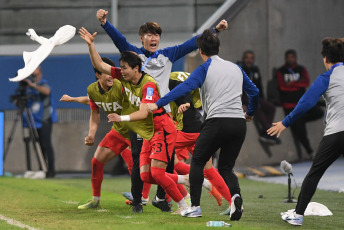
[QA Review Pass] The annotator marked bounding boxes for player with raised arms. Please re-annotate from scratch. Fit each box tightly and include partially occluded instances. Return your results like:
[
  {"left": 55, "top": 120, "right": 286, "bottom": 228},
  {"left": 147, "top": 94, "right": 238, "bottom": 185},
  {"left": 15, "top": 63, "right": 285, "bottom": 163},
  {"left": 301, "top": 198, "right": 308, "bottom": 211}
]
[
  {"left": 66, "top": 57, "right": 151, "bottom": 211},
  {"left": 96, "top": 9, "right": 228, "bottom": 212},
  {"left": 79, "top": 27, "right": 193, "bottom": 214}
]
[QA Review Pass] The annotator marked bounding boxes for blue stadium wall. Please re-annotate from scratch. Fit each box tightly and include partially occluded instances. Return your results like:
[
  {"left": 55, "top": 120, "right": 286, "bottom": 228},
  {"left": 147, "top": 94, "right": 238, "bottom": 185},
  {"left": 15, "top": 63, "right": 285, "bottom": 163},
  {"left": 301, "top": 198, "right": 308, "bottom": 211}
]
[{"left": 0, "top": 55, "right": 185, "bottom": 110}]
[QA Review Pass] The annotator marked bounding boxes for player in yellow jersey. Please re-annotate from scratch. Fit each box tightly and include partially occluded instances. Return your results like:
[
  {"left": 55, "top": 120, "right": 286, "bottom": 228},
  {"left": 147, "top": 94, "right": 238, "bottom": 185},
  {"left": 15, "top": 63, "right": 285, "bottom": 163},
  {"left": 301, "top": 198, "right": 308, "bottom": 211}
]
[
  {"left": 68, "top": 57, "right": 132, "bottom": 210},
  {"left": 79, "top": 27, "right": 191, "bottom": 214},
  {"left": 60, "top": 58, "right": 152, "bottom": 213}
]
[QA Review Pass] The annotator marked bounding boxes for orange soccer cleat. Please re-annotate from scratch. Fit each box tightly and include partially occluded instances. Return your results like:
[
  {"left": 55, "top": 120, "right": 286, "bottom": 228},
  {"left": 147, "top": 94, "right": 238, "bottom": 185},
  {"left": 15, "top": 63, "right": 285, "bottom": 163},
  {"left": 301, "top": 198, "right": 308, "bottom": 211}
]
[{"left": 209, "top": 184, "right": 223, "bottom": 206}]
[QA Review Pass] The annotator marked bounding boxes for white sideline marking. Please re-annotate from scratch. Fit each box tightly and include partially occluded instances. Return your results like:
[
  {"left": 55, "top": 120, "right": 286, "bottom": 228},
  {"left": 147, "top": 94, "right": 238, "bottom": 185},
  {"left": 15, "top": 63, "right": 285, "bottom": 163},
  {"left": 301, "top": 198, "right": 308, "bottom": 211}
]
[
  {"left": 114, "top": 215, "right": 132, "bottom": 219},
  {"left": 0, "top": 214, "right": 38, "bottom": 230},
  {"left": 60, "top": 200, "right": 78, "bottom": 205},
  {"left": 96, "top": 209, "right": 109, "bottom": 212}
]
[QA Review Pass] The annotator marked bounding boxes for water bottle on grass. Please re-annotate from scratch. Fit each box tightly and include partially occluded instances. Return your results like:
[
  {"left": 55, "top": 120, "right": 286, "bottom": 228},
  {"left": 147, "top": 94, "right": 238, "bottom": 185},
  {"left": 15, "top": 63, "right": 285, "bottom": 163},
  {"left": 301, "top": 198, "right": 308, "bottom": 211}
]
[{"left": 206, "top": 221, "right": 232, "bottom": 227}]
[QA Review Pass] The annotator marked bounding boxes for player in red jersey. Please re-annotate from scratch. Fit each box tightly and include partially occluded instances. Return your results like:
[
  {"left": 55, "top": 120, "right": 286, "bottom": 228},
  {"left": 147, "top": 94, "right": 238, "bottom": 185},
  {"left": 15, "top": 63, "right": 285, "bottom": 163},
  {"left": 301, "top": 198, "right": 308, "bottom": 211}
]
[{"left": 79, "top": 27, "right": 191, "bottom": 214}]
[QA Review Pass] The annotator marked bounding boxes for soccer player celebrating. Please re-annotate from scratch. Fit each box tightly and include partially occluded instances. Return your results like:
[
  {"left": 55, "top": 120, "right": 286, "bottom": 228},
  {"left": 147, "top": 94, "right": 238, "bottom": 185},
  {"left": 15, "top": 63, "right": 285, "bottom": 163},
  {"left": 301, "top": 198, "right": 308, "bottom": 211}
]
[
  {"left": 169, "top": 72, "right": 234, "bottom": 213},
  {"left": 60, "top": 64, "right": 152, "bottom": 212},
  {"left": 97, "top": 10, "right": 228, "bottom": 210},
  {"left": 268, "top": 38, "right": 344, "bottom": 226},
  {"left": 76, "top": 57, "right": 135, "bottom": 210},
  {"left": 147, "top": 30, "right": 259, "bottom": 220},
  {"left": 79, "top": 27, "right": 191, "bottom": 214},
  {"left": 96, "top": 9, "right": 228, "bottom": 104},
  {"left": 121, "top": 72, "right": 225, "bottom": 208}
]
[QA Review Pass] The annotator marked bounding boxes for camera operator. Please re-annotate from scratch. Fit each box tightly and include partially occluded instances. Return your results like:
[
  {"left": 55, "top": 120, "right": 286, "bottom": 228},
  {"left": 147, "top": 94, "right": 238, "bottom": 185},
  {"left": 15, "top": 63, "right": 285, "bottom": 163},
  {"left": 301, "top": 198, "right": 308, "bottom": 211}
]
[{"left": 22, "top": 66, "right": 58, "bottom": 178}]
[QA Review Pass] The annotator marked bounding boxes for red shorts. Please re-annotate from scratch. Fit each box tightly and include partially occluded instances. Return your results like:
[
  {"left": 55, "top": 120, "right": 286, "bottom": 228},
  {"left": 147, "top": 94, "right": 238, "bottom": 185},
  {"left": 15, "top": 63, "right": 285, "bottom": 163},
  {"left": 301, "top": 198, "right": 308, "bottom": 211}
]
[
  {"left": 98, "top": 128, "right": 131, "bottom": 155},
  {"left": 140, "top": 115, "right": 177, "bottom": 167},
  {"left": 175, "top": 131, "right": 200, "bottom": 161}
]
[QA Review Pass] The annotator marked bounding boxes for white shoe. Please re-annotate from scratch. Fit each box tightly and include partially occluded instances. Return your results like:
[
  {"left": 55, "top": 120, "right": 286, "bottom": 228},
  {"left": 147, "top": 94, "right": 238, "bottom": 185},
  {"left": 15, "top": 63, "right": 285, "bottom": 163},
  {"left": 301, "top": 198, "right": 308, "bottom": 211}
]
[
  {"left": 220, "top": 207, "right": 231, "bottom": 215},
  {"left": 142, "top": 196, "right": 149, "bottom": 205},
  {"left": 24, "top": 171, "right": 35, "bottom": 178},
  {"left": 172, "top": 206, "right": 189, "bottom": 215},
  {"left": 31, "top": 171, "right": 46, "bottom": 179},
  {"left": 181, "top": 206, "right": 202, "bottom": 217},
  {"left": 281, "top": 211, "right": 303, "bottom": 226}
]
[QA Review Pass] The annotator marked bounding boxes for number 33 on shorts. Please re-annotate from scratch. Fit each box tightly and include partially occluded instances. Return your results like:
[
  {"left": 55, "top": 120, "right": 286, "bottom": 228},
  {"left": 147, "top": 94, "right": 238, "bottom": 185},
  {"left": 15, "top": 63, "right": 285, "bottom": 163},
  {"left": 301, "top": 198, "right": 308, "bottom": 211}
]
[{"left": 152, "top": 143, "right": 163, "bottom": 153}]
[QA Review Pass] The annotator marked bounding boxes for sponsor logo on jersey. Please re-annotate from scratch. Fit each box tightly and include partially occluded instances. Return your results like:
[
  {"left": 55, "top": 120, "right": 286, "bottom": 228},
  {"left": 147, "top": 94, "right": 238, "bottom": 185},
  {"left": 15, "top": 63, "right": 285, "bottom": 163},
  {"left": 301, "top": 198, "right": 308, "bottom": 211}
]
[
  {"left": 95, "top": 101, "right": 122, "bottom": 112},
  {"left": 124, "top": 87, "right": 141, "bottom": 107},
  {"left": 176, "top": 72, "right": 190, "bottom": 82},
  {"left": 284, "top": 73, "right": 300, "bottom": 82},
  {"left": 146, "top": 87, "right": 154, "bottom": 100}
]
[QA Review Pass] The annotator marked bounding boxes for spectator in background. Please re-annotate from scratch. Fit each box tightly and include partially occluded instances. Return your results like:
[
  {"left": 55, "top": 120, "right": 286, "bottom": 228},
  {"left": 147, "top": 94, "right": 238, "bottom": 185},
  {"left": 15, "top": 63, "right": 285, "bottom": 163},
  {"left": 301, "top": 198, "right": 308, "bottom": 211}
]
[
  {"left": 238, "top": 50, "right": 279, "bottom": 144},
  {"left": 276, "top": 50, "right": 323, "bottom": 159},
  {"left": 23, "top": 66, "right": 58, "bottom": 178}
]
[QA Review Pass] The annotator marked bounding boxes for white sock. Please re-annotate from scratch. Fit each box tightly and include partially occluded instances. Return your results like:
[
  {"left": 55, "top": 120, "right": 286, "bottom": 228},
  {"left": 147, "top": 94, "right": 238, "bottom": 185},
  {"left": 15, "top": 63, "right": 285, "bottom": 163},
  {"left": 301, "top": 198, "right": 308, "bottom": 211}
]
[
  {"left": 155, "top": 196, "right": 165, "bottom": 202},
  {"left": 93, "top": 196, "right": 100, "bottom": 201},
  {"left": 202, "top": 178, "right": 212, "bottom": 191},
  {"left": 177, "top": 198, "right": 188, "bottom": 208},
  {"left": 184, "top": 193, "right": 190, "bottom": 199}
]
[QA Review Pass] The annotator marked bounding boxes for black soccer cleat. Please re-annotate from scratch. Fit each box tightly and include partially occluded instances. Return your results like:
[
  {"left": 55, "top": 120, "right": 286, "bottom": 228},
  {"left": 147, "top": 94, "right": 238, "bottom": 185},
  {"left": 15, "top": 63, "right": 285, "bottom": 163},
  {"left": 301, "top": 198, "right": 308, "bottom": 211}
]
[
  {"left": 132, "top": 202, "right": 143, "bottom": 214},
  {"left": 152, "top": 197, "right": 173, "bottom": 212},
  {"left": 230, "top": 195, "right": 243, "bottom": 221}
]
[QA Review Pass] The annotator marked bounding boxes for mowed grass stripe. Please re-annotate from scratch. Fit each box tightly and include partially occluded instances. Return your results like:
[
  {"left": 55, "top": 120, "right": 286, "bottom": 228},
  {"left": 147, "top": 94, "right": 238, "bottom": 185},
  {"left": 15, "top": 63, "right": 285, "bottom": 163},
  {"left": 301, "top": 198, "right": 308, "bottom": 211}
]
[{"left": 0, "top": 176, "right": 343, "bottom": 230}]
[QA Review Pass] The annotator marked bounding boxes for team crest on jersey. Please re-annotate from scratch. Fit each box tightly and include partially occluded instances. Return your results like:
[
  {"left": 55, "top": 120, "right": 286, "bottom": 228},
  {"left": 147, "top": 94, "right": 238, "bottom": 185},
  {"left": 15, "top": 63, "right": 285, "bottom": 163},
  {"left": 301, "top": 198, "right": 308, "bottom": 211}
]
[{"left": 146, "top": 87, "right": 154, "bottom": 100}]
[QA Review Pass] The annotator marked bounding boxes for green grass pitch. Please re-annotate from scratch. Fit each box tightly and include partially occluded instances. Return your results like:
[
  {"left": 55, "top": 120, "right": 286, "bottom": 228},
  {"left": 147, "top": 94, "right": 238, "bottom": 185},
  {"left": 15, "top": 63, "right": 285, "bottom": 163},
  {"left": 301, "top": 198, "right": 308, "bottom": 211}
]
[{"left": 0, "top": 176, "right": 343, "bottom": 229}]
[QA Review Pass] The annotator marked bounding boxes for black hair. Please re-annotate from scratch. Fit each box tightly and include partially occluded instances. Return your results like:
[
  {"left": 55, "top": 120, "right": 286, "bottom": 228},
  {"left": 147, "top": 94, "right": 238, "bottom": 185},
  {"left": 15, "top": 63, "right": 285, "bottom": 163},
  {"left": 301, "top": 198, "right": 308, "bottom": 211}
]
[
  {"left": 139, "top": 22, "right": 162, "bottom": 36},
  {"left": 196, "top": 29, "right": 220, "bottom": 56},
  {"left": 119, "top": 51, "right": 142, "bottom": 72},
  {"left": 285, "top": 49, "right": 297, "bottom": 58},
  {"left": 321, "top": 38, "right": 344, "bottom": 63},
  {"left": 242, "top": 50, "right": 255, "bottom": 61}
]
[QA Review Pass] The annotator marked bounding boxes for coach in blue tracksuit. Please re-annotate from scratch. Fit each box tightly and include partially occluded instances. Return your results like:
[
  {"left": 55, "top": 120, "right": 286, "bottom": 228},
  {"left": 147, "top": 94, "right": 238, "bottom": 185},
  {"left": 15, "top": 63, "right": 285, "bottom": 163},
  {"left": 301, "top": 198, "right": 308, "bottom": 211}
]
[
  {"left": 268, "top": 38, "right": 344, "bottom": 226},
  {"left": 147, "top": 29, "right": 259, "bottom": 220},
  {"left": 96, "top": 9, "right": 228, "bottom": 213}
]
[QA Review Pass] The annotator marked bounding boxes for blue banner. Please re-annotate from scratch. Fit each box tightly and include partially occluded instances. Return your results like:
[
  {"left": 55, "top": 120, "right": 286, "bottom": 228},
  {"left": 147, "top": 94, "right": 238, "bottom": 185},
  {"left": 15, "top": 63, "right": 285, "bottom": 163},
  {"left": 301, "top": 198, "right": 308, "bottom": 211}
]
[{"left": 0, "top": 55, "right": 185, "bottom": 110}]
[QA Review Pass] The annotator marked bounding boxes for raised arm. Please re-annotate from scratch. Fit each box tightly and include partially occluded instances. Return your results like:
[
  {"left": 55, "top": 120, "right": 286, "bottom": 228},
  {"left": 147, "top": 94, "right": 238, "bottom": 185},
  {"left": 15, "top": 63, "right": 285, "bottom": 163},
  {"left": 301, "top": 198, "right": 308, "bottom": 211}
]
[
  {"left": 163, "top": 19, "right": 229, "bottom": 63},
  {"left": 79, "top": 27, "right": 112, "bottom": 76},
  {"left": 97, "top": 9, "right": 140, "bottom": 53}
]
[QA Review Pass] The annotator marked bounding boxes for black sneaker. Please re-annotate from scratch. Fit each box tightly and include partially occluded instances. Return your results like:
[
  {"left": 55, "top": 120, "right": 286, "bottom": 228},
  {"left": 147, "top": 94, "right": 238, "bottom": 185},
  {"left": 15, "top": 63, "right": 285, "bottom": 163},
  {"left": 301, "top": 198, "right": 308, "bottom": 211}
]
[
  {"left": 230, "top": 194, "right": 243, "bottom": 221},
  {"left": 132, "top": 202, "right": 143, "bottom": 213},
  {"left": 152, "top": 197, "right": 172, "bottom": 212}
]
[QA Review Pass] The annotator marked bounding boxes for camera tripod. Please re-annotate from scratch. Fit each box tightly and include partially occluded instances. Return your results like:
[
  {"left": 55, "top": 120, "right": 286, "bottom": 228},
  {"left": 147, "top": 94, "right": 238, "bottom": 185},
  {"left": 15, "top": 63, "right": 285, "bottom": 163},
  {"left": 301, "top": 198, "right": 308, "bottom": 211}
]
[{"left": 4, "top": 98, "right": 47, "bottom": 173}]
